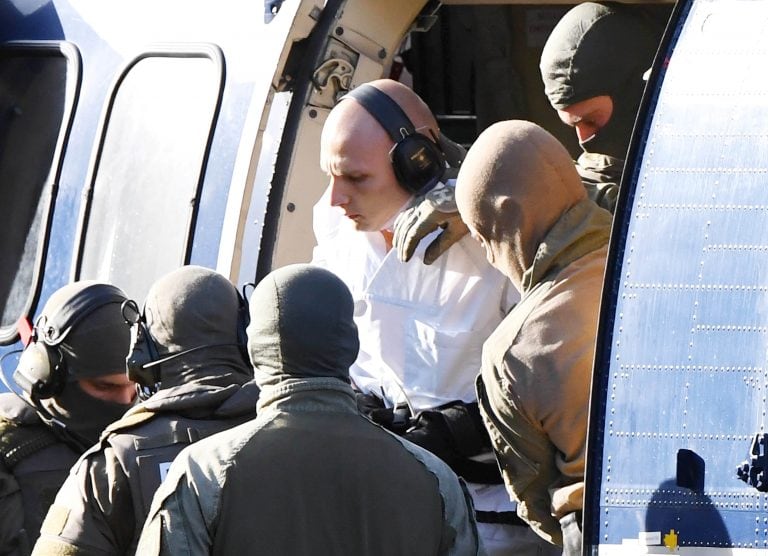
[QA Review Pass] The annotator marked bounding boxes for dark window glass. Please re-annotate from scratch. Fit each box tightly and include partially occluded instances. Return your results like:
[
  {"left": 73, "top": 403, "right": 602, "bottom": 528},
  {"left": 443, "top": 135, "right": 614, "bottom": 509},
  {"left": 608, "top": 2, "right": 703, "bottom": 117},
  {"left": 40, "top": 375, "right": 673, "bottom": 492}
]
[
  {"left": 77, "top": 50, "right": 222, "bottom": 300},
  {"left": 0, "top": 44, "right": 75, "bottom": 341}
]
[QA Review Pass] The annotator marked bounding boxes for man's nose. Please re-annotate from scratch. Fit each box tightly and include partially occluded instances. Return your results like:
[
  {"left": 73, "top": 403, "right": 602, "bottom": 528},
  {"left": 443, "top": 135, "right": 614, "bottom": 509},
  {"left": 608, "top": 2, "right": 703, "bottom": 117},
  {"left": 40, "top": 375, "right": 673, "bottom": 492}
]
[
  {"left": 329, "top": 178, "right": 349, "bottom": 207},
  {"left": 119, "top": 385, "right": 138, "bottom": 405}
]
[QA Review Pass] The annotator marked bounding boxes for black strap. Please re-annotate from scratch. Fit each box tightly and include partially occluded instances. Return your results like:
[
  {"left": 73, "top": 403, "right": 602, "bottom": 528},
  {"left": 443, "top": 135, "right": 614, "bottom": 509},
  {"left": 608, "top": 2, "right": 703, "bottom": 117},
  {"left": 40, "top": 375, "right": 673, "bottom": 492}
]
[
  {"left": 476, "top": 510, "right": 530, "bottom": 527},
  {"left": 343, "top": 84, "right": 416, "bottom": 142},
  {"left": 0, "top": 418, "right": 59, "bottom": 469}
]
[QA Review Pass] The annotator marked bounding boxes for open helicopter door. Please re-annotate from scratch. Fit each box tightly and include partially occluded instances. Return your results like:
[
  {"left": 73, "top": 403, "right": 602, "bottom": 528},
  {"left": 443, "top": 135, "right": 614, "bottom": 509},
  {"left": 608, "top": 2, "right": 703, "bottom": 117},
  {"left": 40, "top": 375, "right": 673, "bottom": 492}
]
[
  {"left": 237, "top": 0, "right": 433, "bottom": 283},
  {"left": 585, "top": 0, "right": 768, "bottom": 553}
]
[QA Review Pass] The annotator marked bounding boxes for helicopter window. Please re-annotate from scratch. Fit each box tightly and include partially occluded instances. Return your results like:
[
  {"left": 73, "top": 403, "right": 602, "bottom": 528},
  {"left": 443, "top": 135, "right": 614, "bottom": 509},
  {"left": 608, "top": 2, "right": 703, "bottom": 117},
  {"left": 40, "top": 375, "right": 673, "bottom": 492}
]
[
  {"left": 0, "top": 42, "right": 78, "bottom": 344},
  {"left": 75, "top": 46, "right": 224, "bottom": 300}
]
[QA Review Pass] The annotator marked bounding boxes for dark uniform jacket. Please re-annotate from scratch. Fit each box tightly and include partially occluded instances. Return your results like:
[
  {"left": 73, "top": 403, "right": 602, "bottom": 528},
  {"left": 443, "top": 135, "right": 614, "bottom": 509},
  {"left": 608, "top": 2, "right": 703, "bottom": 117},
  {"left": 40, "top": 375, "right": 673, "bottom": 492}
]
[
  {"left": 0, "top": 395, "right": 80, "bottom": 555},
  {"left": 32, "top": 378, "right": 258, "bottom": 556}
]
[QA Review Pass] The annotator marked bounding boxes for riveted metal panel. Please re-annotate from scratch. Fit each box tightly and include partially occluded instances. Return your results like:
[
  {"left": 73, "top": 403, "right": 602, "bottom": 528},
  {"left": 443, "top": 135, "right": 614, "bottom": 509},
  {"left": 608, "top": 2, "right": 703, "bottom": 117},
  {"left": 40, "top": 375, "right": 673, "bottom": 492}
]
[{"left": 587, "top": 0, "right": 768, "bottom": 552}]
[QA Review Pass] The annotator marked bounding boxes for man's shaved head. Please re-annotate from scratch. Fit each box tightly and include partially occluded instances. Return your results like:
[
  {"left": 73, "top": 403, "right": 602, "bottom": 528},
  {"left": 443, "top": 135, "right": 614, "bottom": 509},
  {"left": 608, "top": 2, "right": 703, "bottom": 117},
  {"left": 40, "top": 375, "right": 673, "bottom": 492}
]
[{"left": 320, "top": 79, "right": 440, "bottom": 232}]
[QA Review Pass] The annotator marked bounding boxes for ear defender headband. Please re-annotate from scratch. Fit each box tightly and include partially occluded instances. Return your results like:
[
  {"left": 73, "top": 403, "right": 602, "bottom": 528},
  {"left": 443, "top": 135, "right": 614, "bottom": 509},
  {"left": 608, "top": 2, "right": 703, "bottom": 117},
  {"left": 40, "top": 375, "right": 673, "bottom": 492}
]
[
  {"left": 122, "top": 284, "right": 252, "bottom": 401},
  {"left": 13, "top": 284, "right": 127, "bottom": 402},
  {"left": 342, "top": 84, "right": 446, "bottom": 194}
]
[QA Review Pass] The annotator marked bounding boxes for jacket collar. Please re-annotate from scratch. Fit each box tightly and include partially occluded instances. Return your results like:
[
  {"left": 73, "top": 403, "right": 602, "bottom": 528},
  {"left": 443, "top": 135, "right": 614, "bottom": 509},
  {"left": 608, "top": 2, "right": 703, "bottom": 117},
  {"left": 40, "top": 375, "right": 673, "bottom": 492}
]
[
  {"left": 257, "top": 377, "right": 357, "bottom": 415},
  {"left": 521, "top": 199, "right": 611, "bottom": 293}
]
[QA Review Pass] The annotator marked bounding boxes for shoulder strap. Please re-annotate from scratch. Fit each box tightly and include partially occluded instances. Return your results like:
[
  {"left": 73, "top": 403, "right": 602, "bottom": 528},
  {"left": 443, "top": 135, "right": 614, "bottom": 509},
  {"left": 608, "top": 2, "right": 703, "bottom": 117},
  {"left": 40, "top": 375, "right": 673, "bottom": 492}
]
[{"left": 0, "top": 417, "right": 59, "bottom": 470}]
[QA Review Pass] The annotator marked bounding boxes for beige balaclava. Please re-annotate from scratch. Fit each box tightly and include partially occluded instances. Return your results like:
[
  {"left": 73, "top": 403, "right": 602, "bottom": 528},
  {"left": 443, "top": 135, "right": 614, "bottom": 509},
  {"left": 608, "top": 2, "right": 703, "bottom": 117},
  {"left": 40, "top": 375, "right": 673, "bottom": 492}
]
[{"left": 455, "top": 120, "right": 585, "bottom": 289}]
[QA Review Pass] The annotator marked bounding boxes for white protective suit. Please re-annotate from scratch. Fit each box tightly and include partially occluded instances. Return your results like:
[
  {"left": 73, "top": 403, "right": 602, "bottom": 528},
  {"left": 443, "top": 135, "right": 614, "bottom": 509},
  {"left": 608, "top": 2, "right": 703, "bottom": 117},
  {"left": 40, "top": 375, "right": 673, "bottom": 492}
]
[{"left": 313, "top": 185, "right": 551, "bottom": 554}]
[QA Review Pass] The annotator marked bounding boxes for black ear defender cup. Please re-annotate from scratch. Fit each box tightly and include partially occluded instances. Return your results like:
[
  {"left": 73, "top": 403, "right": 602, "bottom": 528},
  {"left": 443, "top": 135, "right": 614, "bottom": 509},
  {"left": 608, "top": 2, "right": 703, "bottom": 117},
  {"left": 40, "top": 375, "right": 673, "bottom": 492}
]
[
  {"left": 14, "top": 284, "right": 128, "bottom": 402},
  {"left": 121, "top": 299, "right": 161, "bottom": 399},
  {"left": 342, "top": 84, "right": 446, "bottom": 194}
]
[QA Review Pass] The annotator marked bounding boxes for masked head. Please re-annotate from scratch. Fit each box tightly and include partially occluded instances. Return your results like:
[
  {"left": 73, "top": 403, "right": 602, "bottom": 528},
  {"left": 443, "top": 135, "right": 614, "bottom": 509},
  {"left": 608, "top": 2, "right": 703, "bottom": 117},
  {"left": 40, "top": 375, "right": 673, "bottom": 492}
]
[
  {"left": 455, "top": 120, "right": 586, "bottom": 289},
  {"left": 14, "top": 281, "right": 136, "bottom": 446},
  {"left": 540, "top": 2, "right": 661, "bottom": 159},
  {"left": 321, "top": 79, "right": 441, "bottom": 232},
  {"left": 246, "top": 264, "right": 359, "bottom": 390},
  {"left": 135, "top": 266, "right": 252, "bottom": 393}
]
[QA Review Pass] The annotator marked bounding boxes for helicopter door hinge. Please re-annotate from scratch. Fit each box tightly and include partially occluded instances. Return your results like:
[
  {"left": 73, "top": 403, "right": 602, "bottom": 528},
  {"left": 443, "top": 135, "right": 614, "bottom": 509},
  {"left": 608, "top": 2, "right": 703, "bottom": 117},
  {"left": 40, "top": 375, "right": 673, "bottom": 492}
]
[{"left": 311, "top": 56, "right": 354, "bottom": 107}]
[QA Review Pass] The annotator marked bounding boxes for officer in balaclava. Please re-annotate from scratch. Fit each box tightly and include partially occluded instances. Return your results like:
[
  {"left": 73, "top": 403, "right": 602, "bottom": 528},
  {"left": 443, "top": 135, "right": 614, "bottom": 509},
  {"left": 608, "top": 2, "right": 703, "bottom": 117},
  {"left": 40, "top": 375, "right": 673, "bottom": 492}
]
[
  {"left": 540, "top": 1, "right": 664, "bottom": 212},
  {"left": 137, "top": 264, "right": 482, "bottom": 555},
  {"left": 0, "top": 281, "right": 135, "bottom": 555},
  {"left": 455, "top": 120, "right": 612, "bottom": 554},
  {"left": 32, "top": 265, "right": 258, "bottom": 556},
  {"left": 393, "top": 3, "right": 663, "bottom": 264}
]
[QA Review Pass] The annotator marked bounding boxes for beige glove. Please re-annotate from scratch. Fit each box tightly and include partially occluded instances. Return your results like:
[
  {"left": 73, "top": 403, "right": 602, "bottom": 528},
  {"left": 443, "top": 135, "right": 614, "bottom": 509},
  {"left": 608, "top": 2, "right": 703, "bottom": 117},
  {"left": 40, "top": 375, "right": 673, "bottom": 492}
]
[{"left": 393, "top": 180, "right": 470, "bottom": 264}]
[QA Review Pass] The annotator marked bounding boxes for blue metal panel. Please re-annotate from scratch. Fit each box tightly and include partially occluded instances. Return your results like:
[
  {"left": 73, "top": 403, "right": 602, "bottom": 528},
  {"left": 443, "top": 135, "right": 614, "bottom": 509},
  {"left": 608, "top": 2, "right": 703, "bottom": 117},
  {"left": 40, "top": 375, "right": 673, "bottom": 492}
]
[{"left": 586, "top": 0, "right": 768, "bottom": 551}]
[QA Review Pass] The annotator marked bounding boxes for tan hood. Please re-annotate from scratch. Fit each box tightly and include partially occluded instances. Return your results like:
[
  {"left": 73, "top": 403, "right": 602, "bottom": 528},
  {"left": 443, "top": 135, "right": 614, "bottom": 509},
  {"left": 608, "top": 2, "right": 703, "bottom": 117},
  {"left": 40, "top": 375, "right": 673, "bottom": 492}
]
[{"left": 455, "top": 120, "right": 585, "bottom": 289}]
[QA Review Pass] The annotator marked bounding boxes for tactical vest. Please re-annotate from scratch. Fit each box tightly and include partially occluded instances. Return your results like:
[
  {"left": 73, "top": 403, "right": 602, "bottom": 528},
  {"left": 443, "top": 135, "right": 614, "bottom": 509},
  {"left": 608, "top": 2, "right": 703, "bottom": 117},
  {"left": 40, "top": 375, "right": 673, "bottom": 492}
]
[
  {"left": 93, "top": 409, "right": 254, "bottom": 553},
  {"left": 0, "top": 415, "right": 79, "bottom": 555}
]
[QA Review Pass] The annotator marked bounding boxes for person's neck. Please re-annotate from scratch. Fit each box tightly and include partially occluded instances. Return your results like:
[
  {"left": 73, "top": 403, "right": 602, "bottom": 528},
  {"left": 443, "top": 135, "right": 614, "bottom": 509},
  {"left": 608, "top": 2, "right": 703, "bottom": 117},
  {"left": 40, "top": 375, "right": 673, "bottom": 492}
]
[{"left": 380, "top": 229, "right": 394, "bottom": 252}]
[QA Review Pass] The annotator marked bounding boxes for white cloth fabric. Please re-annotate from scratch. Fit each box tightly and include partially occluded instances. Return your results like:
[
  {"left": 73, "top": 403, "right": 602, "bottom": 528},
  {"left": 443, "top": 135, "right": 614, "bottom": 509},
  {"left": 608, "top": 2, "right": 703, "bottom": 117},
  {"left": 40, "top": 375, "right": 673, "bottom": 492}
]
[
  {"left": 312, "top": 185, "right": 519, "bottom": 519},
  {"left": 313, "top": 186, "right": 516, "bottom": 412}
]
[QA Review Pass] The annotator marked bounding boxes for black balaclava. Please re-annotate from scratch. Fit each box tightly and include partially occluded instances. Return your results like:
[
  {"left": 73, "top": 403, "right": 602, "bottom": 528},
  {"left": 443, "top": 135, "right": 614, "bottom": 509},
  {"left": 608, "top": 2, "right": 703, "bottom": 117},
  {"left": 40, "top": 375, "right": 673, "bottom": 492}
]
[
  {"left": 143, "top": 265, "right": 252, "bottom": 391},
  {"left": 246, "top": 264, "right": 359, "bottom": 390},
  {"left": 36, "top": 281, "right": 134, "bottom": 446},
  {"left": 540, "top": 2, "right": 662, "bottom": 159}
]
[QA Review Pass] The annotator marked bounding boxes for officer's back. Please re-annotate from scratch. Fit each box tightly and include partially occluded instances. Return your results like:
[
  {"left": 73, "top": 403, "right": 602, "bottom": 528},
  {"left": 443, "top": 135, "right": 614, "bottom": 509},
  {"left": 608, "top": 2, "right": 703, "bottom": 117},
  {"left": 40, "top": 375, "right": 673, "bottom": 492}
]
[{"left": 138, "top": 265, "right": 481, "bottom": 556}]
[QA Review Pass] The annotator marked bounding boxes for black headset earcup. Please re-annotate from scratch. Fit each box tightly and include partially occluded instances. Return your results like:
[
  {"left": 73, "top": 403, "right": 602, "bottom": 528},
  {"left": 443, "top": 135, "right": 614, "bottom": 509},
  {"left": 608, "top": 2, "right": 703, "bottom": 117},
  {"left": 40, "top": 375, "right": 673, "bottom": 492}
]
[
  {"left": 125, "top": 320, "right": 160, "bottom": 390},
  {"left": 14, "top": 341, "right": 67, "bottom": 400},
  {"left": 390, "top": 135, "right": 446, "bottom": 194}
]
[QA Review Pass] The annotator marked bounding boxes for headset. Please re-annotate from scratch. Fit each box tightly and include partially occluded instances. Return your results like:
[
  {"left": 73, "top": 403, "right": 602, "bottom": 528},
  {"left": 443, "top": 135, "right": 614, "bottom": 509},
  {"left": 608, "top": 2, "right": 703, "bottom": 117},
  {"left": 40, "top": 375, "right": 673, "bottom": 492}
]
[
  {"left": 342, "top": 83, "right": 446, "bottom": 195},
  {"left": 13, "top": 283, "right": 128, "bottom": 402},
  {"left": 122, "top": 285, "right": 251, "bottom": 400}
]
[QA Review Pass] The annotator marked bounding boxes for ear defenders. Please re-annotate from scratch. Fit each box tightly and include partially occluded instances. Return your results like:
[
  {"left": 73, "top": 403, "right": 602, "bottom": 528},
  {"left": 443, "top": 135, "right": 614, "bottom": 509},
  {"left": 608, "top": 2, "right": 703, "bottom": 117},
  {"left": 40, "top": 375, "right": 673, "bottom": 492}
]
[
  {"left": 13, "top": 283, "right": 128, "bottom": 402},
  {"left": 342, "top": 84, "right": 446, "bottom": 194},
  {"left": 122, "top": 285, "right": 252, "bottom": 400}
]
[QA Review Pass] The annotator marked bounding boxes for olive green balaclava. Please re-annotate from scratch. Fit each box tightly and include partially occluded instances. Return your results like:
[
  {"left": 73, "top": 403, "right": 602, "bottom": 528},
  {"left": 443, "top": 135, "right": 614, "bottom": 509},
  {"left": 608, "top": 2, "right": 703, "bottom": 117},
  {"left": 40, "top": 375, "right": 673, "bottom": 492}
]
[
  {"left": 246, "top": 264, "right": 359, "bottom": 390},
  {"left": 540, "top": 2, "right": 662, "bottom": 159},
  {"left": 143, "top": 265, "right": 252, "bottom": 390},
  {"left": 37, "top": 281, "right": 133, "bottom": 445},
  {"left": 454, "top": 120, "right": 585, "bottom": 290}
]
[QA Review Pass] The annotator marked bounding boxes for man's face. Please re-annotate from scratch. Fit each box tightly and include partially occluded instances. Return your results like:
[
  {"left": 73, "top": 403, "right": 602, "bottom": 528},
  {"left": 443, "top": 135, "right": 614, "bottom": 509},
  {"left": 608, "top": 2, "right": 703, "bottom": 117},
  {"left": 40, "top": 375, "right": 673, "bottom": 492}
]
[
  {"left": 321, "top": 104, "right": 412, "bottom": 232},
  {"left": 77, "top": 372, "right": 136, "bottom": 405},
  {"left": 557, "top": 95, "right": 613, "bottom": 144}
]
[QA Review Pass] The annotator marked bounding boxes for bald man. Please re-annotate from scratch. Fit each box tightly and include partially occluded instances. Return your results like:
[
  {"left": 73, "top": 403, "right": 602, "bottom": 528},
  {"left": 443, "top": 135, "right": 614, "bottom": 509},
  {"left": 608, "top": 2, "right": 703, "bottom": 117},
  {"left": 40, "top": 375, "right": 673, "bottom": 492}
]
[
  {"left": 313, "top": 80, "right": 558, "bottom": 556},
  {"left": 455, "top": 120, "right": 612, "bottom": 554}
]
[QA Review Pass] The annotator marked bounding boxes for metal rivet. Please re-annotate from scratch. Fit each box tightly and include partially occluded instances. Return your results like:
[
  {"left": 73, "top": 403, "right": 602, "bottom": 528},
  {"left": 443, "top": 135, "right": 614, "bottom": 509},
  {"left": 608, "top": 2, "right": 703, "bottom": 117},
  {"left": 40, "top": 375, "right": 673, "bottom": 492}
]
[{"left": 286, "top": 202, "right": 296, "bottom": 212}]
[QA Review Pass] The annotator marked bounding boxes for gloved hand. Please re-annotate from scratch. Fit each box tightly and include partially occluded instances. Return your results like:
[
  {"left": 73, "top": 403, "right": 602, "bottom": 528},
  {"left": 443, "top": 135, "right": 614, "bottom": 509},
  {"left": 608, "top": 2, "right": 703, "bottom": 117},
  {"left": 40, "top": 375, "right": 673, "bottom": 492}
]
[
  {"left": 355, "top": 391, "right": 394, "bottom": 426},
  {"left": 403, "top": 409, "right": 459, "bottom": 467},
  {"left": 393, "top": 180, "right": 470, "bottom": 265},
  {"left": 355, "top": 391, "right": 410, "bottom": 434}
]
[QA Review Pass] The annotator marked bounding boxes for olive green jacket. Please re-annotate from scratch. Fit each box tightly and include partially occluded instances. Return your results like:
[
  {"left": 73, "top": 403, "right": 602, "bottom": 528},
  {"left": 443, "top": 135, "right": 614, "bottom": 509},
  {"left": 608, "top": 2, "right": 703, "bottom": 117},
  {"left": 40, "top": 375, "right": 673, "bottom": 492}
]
[{"left": 137, "top": 377, "right": 484, "bottom": 556}]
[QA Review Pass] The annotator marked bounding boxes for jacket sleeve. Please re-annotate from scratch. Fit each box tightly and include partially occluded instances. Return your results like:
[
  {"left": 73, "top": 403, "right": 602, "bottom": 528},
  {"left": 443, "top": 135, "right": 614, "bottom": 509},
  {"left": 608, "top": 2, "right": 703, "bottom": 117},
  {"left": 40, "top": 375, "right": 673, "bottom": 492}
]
[
  {"left": 31, "top": 445, "right": 135, "bottom": 556},
  {"left": 393, "top": 436, "right": 485, "bottom": 556},
  {"left": 136, "top": 448, "right": 218, "bottom": 556}
]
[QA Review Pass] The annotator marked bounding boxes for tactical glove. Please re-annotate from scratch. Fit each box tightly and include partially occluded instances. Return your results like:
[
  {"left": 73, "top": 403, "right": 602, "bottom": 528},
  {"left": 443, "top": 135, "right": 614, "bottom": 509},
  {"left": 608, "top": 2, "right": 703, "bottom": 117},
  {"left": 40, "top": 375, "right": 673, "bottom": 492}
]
[{"left": 393, "top": 181, "right": 470, "bottom": 265}]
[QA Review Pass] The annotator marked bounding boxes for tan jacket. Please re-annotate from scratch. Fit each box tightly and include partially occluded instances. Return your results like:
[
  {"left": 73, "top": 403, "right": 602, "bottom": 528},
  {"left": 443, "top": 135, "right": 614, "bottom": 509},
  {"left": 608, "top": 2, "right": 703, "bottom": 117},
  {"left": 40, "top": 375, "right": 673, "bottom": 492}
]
[{"left": 477, "top": 199, "right": 611, "bottom": 545}]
